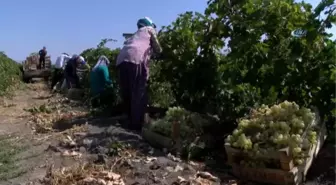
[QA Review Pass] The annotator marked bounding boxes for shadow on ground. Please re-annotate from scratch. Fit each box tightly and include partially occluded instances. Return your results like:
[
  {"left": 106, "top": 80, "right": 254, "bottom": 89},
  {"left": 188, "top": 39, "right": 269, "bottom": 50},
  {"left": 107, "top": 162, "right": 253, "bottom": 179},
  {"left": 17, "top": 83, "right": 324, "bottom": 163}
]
[
  {"left": 53, "top": 114, "right": 212, "bottom": 184},
  {"left": 32, "top": 95, "right": 53, "bottom": 100},
  {"left": 49, "top": 103, "right": 238, "bottom": 184}
]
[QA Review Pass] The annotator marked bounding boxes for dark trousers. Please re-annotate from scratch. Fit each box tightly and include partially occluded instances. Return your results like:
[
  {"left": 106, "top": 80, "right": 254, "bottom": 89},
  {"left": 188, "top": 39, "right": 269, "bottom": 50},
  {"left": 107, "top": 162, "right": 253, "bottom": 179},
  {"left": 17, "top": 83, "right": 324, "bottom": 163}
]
[
  {"left": 118, "top": 62, "right": 148, "bottom": 130},
  {"left": 39, "top": 57, "right": 45, "bottom": 69},
  {"left": 51, "top": 68, "right": 64, "bottom": 90},
  {"left": 64, "top": 71, "right": 80, "bottom": 89}
]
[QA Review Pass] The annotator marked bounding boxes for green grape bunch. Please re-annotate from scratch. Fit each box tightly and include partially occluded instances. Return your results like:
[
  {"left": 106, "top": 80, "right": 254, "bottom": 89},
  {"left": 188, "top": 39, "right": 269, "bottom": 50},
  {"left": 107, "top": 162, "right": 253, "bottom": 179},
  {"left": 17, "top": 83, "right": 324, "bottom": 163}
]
[
  {"left": 150, "top": 106, "right": 210, "bottom": 140},
  {"left": 225, "top": 101, "right": 318, "bottom": 167}
]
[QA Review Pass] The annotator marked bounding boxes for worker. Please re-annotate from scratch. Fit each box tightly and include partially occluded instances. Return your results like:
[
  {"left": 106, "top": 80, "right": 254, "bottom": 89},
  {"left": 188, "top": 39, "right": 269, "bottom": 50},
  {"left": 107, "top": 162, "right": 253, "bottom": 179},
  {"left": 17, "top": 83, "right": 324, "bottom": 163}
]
[
  {"left": 64, "top": 55, "right": 86, "bottom": 89},
  {"left": 38, "top": 46, "right": 47, "bottom": 69},
  {"left": 90, "top": 55, "right": 113, "bottom": 107},
  {"left": 116, "top": 17, "right": 162, "bottom": 130},
  {"left": 51, "top": 53, "right": 71, "bottom": 91}
]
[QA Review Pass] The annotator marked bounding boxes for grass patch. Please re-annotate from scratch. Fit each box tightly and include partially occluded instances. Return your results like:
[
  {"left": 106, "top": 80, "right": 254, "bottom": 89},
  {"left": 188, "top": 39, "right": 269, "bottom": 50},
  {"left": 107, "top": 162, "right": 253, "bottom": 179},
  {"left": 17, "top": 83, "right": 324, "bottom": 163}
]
[{"left": 0, "top": 135, "right": 27, "bottom": 180}]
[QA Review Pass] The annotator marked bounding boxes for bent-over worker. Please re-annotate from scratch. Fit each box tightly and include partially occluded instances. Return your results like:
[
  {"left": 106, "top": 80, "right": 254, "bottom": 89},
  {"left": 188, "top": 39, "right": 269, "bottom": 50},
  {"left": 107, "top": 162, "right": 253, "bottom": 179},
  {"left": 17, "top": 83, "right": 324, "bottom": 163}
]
[
  {"left": 116, "top": 17, "right": 162, "bottom": 130},
  {"left": 51, "top": 53, "right": 71, "bottom": 90},
  {"left": 64, "top": 55, "right": 86, "bottom": 89},
  {"left": 90, "top": 55, "right": 113, "bottom": 107}
]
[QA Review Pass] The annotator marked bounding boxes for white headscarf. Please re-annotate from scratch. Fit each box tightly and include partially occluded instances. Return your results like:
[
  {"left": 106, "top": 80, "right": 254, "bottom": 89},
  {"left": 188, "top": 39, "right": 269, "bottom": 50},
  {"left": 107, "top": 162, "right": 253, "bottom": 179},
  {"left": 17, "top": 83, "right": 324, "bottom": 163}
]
[
  {"left": 79, "top": 56, "right": 85, "bottom": 63},
  {"left": 93, "top": 55, "right": 110, "bottom": 70}
]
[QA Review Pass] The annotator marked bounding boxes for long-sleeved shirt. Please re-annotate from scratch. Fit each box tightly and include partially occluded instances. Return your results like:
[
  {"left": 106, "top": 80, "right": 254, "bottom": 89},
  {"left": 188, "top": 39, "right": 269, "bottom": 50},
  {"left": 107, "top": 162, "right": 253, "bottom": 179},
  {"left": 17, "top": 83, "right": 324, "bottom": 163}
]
[
  {"left": 55, "top": 54, "right": 71, "bottom": 69},
  {"left": 90, "top": 65, "right": 112, "bottom": 96},
  {"left": 116, "top": 26, "right": 162, "bottom": 79},
  {"left": 39, "top": 49, "right": 47, "bottom": 59},
  {"left": 64, "top": 58, "right": 80, "bottom": 87}
]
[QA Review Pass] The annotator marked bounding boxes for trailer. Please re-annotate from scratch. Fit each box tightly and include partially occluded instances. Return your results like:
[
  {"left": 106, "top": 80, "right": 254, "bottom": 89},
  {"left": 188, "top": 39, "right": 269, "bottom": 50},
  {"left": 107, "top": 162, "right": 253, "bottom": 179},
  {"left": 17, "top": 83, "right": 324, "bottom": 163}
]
[{"left": 22, "top": 54, "right": 52, "bottom": 83}]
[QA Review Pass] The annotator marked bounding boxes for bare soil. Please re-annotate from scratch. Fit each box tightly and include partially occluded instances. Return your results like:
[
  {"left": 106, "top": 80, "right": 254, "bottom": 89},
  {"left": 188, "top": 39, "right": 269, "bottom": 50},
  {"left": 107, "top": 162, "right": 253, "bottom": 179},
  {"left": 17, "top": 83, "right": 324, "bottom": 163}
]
[
  {"left": 0, "top": 82, "right": 226, "bottom": 185},
  {"left": 0, "top": 82, "right": 334, "bottom": 185}
]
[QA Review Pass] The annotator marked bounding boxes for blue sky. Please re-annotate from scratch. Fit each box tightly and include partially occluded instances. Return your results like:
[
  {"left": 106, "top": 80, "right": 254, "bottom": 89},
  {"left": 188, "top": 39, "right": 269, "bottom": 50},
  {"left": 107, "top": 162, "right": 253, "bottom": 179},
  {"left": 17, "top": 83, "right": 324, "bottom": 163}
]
[{"left": 0, "top": 0, "right": 334, "bottom": 62}]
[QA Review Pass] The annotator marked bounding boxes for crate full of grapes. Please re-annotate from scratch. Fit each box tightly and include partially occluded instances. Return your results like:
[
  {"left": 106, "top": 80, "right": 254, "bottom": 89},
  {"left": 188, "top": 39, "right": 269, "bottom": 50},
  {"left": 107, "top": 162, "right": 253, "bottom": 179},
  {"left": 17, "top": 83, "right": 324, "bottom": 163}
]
[{"left": 224, "top": 101, "right": 327, "bottom": 185}]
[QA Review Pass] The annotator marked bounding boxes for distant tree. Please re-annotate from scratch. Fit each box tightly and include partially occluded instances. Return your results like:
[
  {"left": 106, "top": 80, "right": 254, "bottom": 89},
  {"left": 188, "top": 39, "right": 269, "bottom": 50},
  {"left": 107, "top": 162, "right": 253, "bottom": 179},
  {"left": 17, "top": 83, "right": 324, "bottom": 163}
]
[{"left": 0, "top": 51, "right": 7, "bottom": 58}]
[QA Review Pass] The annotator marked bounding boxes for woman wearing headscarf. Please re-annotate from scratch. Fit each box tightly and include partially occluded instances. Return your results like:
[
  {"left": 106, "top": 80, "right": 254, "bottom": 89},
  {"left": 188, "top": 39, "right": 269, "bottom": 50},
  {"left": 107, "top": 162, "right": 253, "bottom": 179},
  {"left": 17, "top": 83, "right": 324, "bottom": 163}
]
[
  {"left": 64, "top": 54, "right": 86, "bottom": 89},
  {"left": 90, "top": 55, "right": 113, "bottom": 107},
  {"left": 116, "top": 17, "right": 162, "bottom": 130}
]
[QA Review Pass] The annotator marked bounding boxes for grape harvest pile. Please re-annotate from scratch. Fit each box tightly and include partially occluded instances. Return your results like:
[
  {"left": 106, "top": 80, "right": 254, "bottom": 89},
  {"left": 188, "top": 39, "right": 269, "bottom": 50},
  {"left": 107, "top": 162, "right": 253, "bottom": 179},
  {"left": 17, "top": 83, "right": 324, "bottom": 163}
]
[{"left": 226, "top": 101, "right": 319, "bottom": 167}]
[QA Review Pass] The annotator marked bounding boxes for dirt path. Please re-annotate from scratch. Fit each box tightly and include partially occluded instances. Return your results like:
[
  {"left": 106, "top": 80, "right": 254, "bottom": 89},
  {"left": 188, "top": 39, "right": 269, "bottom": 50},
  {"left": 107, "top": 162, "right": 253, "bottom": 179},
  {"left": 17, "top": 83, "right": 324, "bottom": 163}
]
[
  {"left": 0, "top": 82, "right": 334, "bottom": 185},
  {"left": 0, "top": 82, "right": 94, "bottom": 184},
  {"left": 0, "top": 83, "right": 53, "bottom": 184},
  {"left": 0, "top": 82, "right": 229, "bottom": 185}
]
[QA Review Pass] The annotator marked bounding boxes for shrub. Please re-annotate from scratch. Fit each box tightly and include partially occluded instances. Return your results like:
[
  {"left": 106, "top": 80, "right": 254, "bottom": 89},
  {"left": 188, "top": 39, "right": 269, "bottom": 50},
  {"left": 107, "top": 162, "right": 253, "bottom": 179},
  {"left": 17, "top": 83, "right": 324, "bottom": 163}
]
[{"left": 0, "top": 52, "right": 22, "bottom": 96}]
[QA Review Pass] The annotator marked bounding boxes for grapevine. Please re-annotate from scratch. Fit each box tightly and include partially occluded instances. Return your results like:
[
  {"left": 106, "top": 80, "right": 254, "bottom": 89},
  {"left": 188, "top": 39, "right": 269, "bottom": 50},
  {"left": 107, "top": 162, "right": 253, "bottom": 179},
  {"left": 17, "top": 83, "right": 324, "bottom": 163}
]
[
  {"left": 225, "top": 101, "right": 319, "bottom": 168},
  {"left": 149, "top": 106, "right": 210, "bottom": 140}
]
